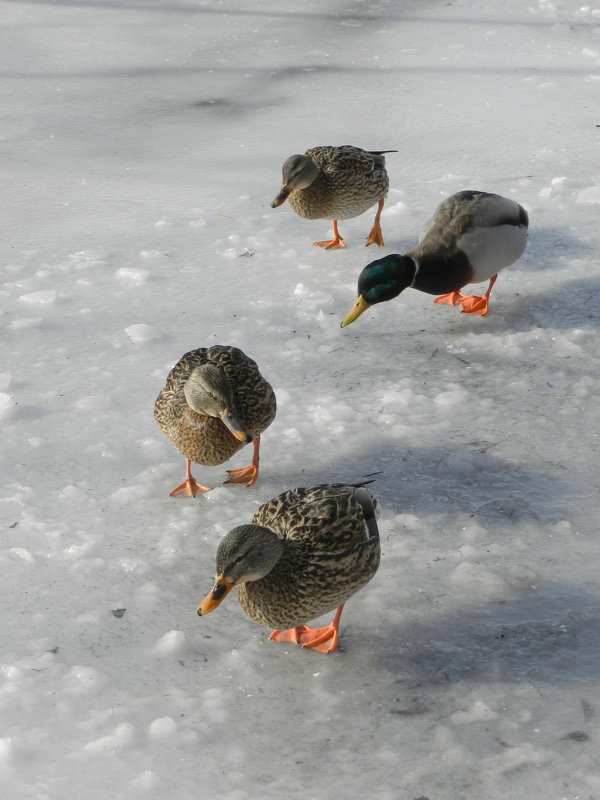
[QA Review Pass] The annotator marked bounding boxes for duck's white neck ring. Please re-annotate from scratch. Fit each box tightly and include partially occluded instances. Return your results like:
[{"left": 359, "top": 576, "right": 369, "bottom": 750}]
[{"left": 409, "top": 258, "right": 420, "bottom": 288}]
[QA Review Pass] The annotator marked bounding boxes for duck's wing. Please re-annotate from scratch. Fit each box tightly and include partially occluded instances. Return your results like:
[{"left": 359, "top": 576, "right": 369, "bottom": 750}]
[
  {"left": 253, "top": 483, "right": 378, "bottom": 552},
  {"left": 154, "top": 347, "right": 209, "bottom": 426},
  {"left": 306, "top": 146, "right": 386, "bottom": 178},
  {"left": 160, "top": 347, "right": 209, "bottom": 394},
  {"left": 417, "top": 190, "right": 528, "bottom": 254}
]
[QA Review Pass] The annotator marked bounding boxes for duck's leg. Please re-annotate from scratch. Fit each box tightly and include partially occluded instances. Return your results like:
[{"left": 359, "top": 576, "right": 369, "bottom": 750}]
[
  {"left": 170, "top": 458, "right": 211, "bottom": 497},
  {"left": 224, "top": 436, "right": 261, "bottom": 487},
  {"left": 269, "top": 605, "right": 345, "bottom": 653},
  {"left": 364, "top": 198, "right": 385, "bottom": 247},
  {"left": 458, "top": 274, "right": 498, "bottom": 316},
  {"left": 313, "top": 220, "right": 346, "bottom": 250}
]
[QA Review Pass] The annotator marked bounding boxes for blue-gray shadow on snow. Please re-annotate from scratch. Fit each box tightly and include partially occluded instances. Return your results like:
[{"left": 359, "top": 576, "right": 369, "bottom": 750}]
[{"left": 375, "top": 586, "right": 600, "bottom": 687}]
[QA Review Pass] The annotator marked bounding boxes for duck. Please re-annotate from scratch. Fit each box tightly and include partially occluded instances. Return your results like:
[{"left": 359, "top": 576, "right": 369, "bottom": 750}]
[
  {"left": 197, "top": 483, "right": 380, "bottom": 653},
  {"left": 154, "top": 345, "right": 276, "bottom": 497},
  {"left": 340, "top": 189, "right": 529, "bottom": 326},
  {"left": 271, "top": 145, "right": 396, "bottom": 249}
]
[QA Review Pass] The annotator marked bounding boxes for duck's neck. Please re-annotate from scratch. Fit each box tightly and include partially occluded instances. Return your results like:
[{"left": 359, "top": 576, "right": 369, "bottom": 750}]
[{"left": 410, "top": 251, "right": 471, "bottom": 296}]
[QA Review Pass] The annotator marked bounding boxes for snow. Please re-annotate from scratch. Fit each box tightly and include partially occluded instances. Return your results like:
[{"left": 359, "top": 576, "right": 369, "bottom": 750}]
[{"left": 1, "top": 0, "right": 600, "bottom": 798}]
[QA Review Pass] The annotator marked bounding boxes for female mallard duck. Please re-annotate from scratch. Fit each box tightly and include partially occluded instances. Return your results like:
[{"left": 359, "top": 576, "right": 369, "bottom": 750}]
[
  {"left": 197, "top": 484, "right": 380, "bottom": 653},
  {"left": 271, "top": 145, "right": 396, "bottom": 249},
  {"left": 154, "top": 345, "right": 276, "bottom": 497},
  {"left": 341, "top": 190, "right": 529, "bottom": 325}
]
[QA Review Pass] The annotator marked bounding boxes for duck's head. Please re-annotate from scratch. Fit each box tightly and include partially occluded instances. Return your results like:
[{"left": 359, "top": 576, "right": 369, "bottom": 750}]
[
  {"left": 196, "top": 525, "right": 284, "bottom": 615},
  {"left": 184, "top": 364, "right": 252, "bottom": 443},
  {"left": 340, "top": 254, "right": 416, "bottom": 327},
  {"left": 271, "top": 154, "right": 320, "bottom": 207}
]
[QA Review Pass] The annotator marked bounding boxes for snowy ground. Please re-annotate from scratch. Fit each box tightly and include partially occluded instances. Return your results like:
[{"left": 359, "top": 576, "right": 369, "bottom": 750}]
[{"left": 2, "top": 0, "right": 600, "bottom": 798}]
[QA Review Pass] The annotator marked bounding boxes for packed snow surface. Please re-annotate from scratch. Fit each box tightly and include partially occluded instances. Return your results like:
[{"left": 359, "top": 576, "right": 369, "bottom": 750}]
[{"left": 2, "top": 0, "right": 600, "bottom": 798}]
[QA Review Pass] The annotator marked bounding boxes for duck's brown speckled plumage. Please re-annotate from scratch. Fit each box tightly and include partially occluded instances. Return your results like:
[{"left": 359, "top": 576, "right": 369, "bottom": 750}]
[
  {"left": 233, "top": 484, "right": 380, "bottom": 629},
  {"left": 288, "top": 145, "right": 391, "bottom": 221},
  {"left": 154, "top": 345, "right": 276, "bottom": 466}
]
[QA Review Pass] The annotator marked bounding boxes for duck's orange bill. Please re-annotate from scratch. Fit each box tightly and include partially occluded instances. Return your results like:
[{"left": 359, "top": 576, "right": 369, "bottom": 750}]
[
  {"left": 271, "top": 186, "right": 291, "bottom": 207},
  {"left": 220, "top": 409, "right": 252, "bottom": 443},
  {"left": 196, "top": 576, "right": 235, "bottom": 616}
]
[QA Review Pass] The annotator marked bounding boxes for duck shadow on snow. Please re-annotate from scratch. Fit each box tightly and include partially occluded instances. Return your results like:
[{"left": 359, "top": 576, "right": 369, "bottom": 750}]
[
  {"left": 377, "top": 270, "right": 600, "bottom": 334},
  {"left": 374, "top": 584, "right": 600, "bottom": 689},
  {"left": 268, "top": 438, "right": 567, "bottom": 527},
  {"left": 503, "top": 273, "right": 600, "bottom": 331}
]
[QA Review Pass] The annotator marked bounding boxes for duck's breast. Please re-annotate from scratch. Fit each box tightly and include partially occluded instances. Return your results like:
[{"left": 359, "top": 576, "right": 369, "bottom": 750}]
[{"left": 458, "top": 221, "right": 528, "bottom": 283}]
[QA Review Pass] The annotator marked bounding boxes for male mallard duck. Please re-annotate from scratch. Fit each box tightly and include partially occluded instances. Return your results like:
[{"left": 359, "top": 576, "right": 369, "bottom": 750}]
[
  {"left": 197, "top": 484, "right": 380, "bottom": 653},
  {"left": 341, "top": 190, "right": 529, "bottom": 325},
  {"left": 271, "top": 145, "right": 396, "bottom": 249},
  {"left": 154, "top": 345, "right": 276, "bottom": 497}
]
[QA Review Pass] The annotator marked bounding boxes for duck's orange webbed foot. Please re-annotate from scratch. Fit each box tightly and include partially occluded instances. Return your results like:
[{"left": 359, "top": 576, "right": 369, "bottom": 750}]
[
  {"left": 269, "top": 624, "right": 311, "bottom": 645},
  {"left": 223, "top": 436, "right": 261, "bottom": 487},
  {"left": 313, "top": 220, "right": 346, "bottom": 250},
  {"left": 224, "top": 463, "right": 258, "bottom": 487},
  {"left": 364, "top": 221, "right": 384, "bottom": 247},
  {"left": 434, "top": 290, "right": 465, "bottom": 307},
  {"left": 270, "top": 624, "right": 339, "bottom": 653},
  {"left": 458, "top": 294, "right": 489, "bottom": 316},
  {"left": 269, "top": 606, "right": 344, "bottom": 653},
  {"left": 169, "top": 459, "right": 211, "bottom": 497},
  {"left": 169, "top": 477, "right": 211, "bottom": 497},
  {"left": 313, "top": 237, "right": 346, "bottom": 250}
]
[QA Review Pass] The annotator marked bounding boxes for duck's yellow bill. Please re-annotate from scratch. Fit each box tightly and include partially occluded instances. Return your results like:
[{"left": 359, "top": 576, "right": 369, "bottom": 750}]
[
  {"left": 340, "top": 295, "right": 371, "bottom": 328},
  {"left": 197, "top": 576, "right": 235, "bottom": 616}
]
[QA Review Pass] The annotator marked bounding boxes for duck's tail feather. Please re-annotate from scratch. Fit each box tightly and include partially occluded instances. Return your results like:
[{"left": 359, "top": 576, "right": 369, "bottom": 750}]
[{"left": 354, "top": 487, "right": 380, "bottom": 540}]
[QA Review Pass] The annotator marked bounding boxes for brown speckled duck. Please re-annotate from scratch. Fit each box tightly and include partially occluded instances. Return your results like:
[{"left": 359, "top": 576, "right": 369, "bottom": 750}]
[
  {"left": 197, "top": 484, "right": 380, "bottom": 653},
  {"left": 154, "top": 345, "right": 276, "bottom": 497},
  {"left": 271, "top": 145, "right": 396, "bottom": 249},
  {"left": 341, "top": 189, "right": 529, "bottom": 325}
]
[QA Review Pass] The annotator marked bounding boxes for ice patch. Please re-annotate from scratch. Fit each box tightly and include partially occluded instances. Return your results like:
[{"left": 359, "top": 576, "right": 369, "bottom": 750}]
[
  {"left": 450, "top": 699, "right": 498, "bottom": 723},
  {"left": 0, "top": 372, "right": 11, "bottom": 391},
  {"left": 450, "top": 562, "right": 508, "bottom": 599},
  {"left": 577, "top": 186, "right": 600, "bottom": 204},
  {"left": 482, "top": 742, "right": 551, "bottom": 775},
  {"left": 65, "top": 665, "right": 108, "bottom": 695},
  {"left": 0, "top": 393, "right": 13, "bottom": 416},
  {"left": 82, "top": 723, "right": 135, "bottom": 754},
  {"left": 130, "top": 771, "right": 160, "bottom": 790},
  {"left": 154, "top": 629, "right": 186, "bottom": 655},
  {"left": 124, "top": 323, "right": 159, "bottom": 343},
  {"left": 539, "top": 176, "right": 567, "bottom": 197},
  {"left": 0, "top": 737, "right": 13, "bottom": 762},
  {"left": 19, "top": 289, "right": 56, "bottom": 305},
  {"left": 139, "top": 250, "right": 162, "bottom": 259},
  {"left": 9, "top": 547, "right": 34, "bottom": 562},
  {"left": 433, "top": 387, "right": 469, "bottom": 407},
  {"left": 116, "top": 267, "right": 150, "bottom": 282},
  {"left": 8, "top": 317, "right": 43, "bottom": 329},
  {"left": 75, "top": 394, "right": 113, "bottom": 411},
  {"left": 110, "top": 485, "right": 147, "bottom": 505},
  {"left": 149, "top": 716, "right": 178, "bottom": 738},
  {"left": 382, "top": 200, "right": 409, "bottom": 217}
]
